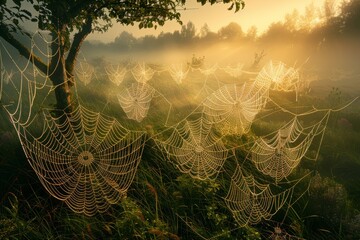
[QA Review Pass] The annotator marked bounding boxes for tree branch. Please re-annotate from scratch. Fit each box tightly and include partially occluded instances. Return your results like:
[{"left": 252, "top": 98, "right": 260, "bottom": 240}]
[
  {"left": 0, "top": 25, "right": 48, "bottom": 74},
  {"left": 65, "top": 17, "right": 93, "bottom": 86},
  {"left": 67, "top": 0, "right": 97, "bottom": 20}
]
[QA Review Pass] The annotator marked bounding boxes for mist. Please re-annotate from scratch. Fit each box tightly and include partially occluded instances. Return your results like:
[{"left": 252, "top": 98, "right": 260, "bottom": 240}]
[{"left": 82, "top": 0, "right": 360, "bottom": 99}]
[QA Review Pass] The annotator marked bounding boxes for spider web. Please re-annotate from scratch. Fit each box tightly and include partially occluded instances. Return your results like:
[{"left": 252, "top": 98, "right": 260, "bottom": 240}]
[
  {"left": 255, "top": 61, "right": 302, "bottom": 100},
  {"left": 0, "top": 33, "right": 343, "bottom": 225},
  {"left": 105, "top": 64, "right": 128, "bottom": 86},
  {"left": 22, "top": 106, "right": 146, "bottom": 216},
  {"left": 75, "top": 61, "right": 95, "bottom": 86},
  {"left": 199, "top": 63, "right": 218, "bottom": 77},
  {"left": 202, "top": 83, "right": 266, "bottom": 135},
  {"left": 0, "top": 33, "right": 53, "bottom": 123},
  {"left": 1, "top": 33, "right": 147, "bottom": 216},
  {"left": 131, "top": 62, "right": 156, "bottom": 83},
  {"left": 222, "top": 63, "right": 244, "bottom": 78},
  {"left": 273, "top": 66, "right": 299, "bottom": 92},
  {"left": 168, "top": 64, "right": 189, "bottom": 84},
  {"left": 256, "top": 61, "right": 290, "bottom": 85},
  {"left": 117, "top": 82, "right": 155, "bottom": 122},
  {"left": 225, "top": 166, "right": 294, "bottom": 226},
  {"left": 249, "top": 114, "right": 329, "bottom": 183},
  {"left": 158, "top": 117, "right": 228, "bottom": 180}
]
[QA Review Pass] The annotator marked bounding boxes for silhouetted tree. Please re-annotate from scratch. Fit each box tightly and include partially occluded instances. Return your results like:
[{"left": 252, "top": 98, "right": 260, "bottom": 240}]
[
  {"left": 339, "top": 0, "right": 360, "bottom": 35},
  {"left": 300, "top": 3, "right": 317, "bottom": 31},
  {"left": 180, "top": 21, "right": 197, "bottom": 41},
  {"left": 284, "top": 9, "right": 300, "bottom": 32},
  {"left": 246, "top": 25, "right": 258, "bottom": 40},
  {"left": 113, "top": 31, "right": 137, "bottom": 50},
  {"left": 140, "top": 34, "right": 158, "bottom": 50},
  {"left": 218, "top": 22, "right": 244, "bottom": 40},
  {"left": 199, "top": 23, "right": 210, "bottom": 38}
]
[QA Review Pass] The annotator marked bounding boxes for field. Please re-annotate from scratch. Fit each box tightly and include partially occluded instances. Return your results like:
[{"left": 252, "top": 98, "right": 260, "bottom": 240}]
[{"left": 1, "top": 53, "right": 360, "bottom": 240}]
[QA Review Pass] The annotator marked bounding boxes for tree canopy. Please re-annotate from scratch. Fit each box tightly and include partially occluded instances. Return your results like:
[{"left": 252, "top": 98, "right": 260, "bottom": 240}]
[{"left": 0, "top": 0, "right": 245, "bottom": 114}]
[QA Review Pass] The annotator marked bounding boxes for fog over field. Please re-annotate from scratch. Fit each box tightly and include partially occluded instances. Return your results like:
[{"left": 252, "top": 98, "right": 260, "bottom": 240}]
[{"left": 81, "top": 3, "right": 360, "bottom": 98}]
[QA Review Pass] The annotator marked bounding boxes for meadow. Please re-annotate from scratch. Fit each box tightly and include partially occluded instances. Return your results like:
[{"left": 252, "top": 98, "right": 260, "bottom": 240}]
[{"left": 1, "top": 55, "right": 360, "bottom": 239}]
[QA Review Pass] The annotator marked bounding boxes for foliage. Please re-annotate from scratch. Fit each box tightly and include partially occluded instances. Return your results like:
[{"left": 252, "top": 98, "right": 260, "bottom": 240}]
[
  {"left": 0, "top": 0, "right": 245, "bottom": 114},
  {"left": 301, "top": 173, "right": 358, "bottom": 239},
  {"left": 1, "top": 72, "right": 360, "bottom": 239},
  {"left": 0, "top": 0, "right": 244, "bottom": 43}
]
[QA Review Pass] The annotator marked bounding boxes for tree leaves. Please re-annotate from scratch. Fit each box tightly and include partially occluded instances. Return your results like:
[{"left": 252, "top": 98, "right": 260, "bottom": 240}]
[
  {"left": 227, "top": 1, "right": 245, "bottom": 12},
  {"left": 13, "top": 0, "right": 21, "bottom": 7},
  {"left": 2, "top": 0, "right": 245, "bottom": 37},
  {"left": 12, "top": 18, "right": 19, "bottom": 26},
  {"left": 0, "top": 0, "right": 35, "bottom": 34}
]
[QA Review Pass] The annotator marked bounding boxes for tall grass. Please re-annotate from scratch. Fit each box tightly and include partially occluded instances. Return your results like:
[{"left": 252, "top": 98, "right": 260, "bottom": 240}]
[{"left": 1, "top": 62, "right": 360, "bottom": 239}]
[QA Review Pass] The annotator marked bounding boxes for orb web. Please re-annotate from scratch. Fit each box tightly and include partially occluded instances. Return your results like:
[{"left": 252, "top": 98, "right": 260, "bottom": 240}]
[
  {"left": 1, "top": 34, "right": 147, "bottom": 216},
  {"left": 16, "top": 105, "right": 147, "bottom": 216},
  {"left": 256, "top": 61, "right": 289, "bottom": 85},
  {"left": 272, "top": 66, "right": 299, "bottom": 92},
  {"left": 203, "top": 83, "right": 266, "bottom": 135},
  {"left": 131, "top": 62, "right": 155, "bottom": 83},
  {"left": 225, "top": 166, "right": 294, "bottom": 226},
  {"left": 0, "top": 32, "right": 53, "bottom": 126},
  {"left": 75, "top": 61, "right": 95, "bottom": 86},
  {"left": 117, "top": 82, "right": 155, "bottom": 122},
  {"left": 222, "top": 63, "right": 244, "bottom": 78},
  {"left": 168, "top": 64, "right": 189, "bottom": 84},
  {"left": 159, "top": 117, "right": 228, "bottom": 180},
  {"left": 0, "top": 32, "right": 340, "bottom": 224},
  {"left": 105, "top": 64, "right": 128, "bottom": 86},
  {"left": 250, "top": 114, "right": 328, "bottom": 183},
  {"left": 254, "top": 61, "right": 301, "bottom": 98},
  {"left": 199, "top": 64, "right": 218, "bottom": 77}
]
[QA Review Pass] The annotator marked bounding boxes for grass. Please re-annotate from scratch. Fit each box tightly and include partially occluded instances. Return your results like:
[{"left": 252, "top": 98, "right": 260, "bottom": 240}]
[{"left": 1, "top": 61, "right": 360, "bottom": 239}]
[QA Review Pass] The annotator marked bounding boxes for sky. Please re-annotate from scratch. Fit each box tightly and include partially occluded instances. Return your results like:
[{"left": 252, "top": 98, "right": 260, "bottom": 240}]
[{"left": 87, "top": 0, "right": 329, "bottom": 43}]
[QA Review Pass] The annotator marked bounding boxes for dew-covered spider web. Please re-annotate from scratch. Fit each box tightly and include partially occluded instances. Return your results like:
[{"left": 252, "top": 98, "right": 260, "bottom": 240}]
[
  {"left": 131, "top": 62, "right": 156, "bottom": 83},
  {"left": 222, "top": 63, "right": 244, "bottom": 78},
  {"left": 255, "top": 60, "right": 304, "bottom": 101},
  {"left": 105, "top": 64, "right": 128, "bottom": 86},
  {"left": 0, "top": 33, "right": 147, "bottom": 216},
  {"left": 224, "top": 166, "right": 296, "bottom": 226},
  {"left": 199, "top": 63, "right": 218, "bottom": 77},
  {"left": 75, "top": 60, "right": 95, "bottom": 86},
  {"left": 1, "top": 32, "right": 353, "bottom": 228},
  {"left": 117, "top": 82, "right": 155, "bottom": 122},
  {"left": 248, "top": 113, "right": 329, "bottom": 183},
  {"left": 156, "top": 117, "right": 228, "bottom": 180},
  {"left": 257, "top": 60, "right": 291, "bottom": 84},
  {"left": 168, "top": 63, "right": 190, "bottom": 85},
  {"left": 202, "top": 82, "right": 267, "bottom": 135},
  {"left": 21, "top": 106, "right": 146, "bottom": 215}
]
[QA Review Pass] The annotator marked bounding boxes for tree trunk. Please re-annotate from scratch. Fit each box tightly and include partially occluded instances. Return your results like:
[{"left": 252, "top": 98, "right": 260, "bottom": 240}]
[
  {"left": 1, "top": 20, "right": 92, "bottom": 120},
  {"left": 51, "top": 59, "right": 73, "bottom": 115},
  {"left": 49, "top": 29, "right": 73, "bottom": 119}
]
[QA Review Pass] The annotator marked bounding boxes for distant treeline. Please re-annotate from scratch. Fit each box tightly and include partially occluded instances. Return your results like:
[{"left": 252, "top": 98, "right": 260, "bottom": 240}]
[{"left": 83, "top": 0, "right": 360, "bottom": 52}]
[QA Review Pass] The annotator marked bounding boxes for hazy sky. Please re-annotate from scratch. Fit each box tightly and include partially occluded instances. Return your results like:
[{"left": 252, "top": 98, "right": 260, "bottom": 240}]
[{"left": 87, "top": 0, "right": 330, "bottom": 43}]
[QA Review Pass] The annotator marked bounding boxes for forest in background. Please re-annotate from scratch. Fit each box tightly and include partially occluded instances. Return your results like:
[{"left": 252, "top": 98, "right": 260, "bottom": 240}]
[{"left": 82, "top": 0, "right": 360, "bottom": 68}]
